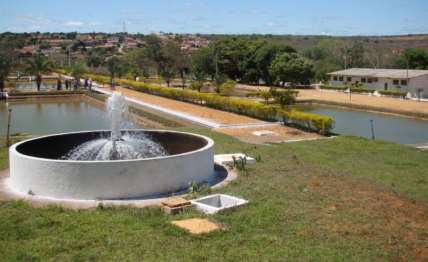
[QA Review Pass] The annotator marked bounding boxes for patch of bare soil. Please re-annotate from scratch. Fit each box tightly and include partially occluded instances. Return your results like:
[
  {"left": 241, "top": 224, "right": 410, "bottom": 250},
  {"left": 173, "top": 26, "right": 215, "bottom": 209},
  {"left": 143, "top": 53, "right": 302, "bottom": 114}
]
[
  {"left": 214, "top": 124, "right": 320, "bottom": 144},
  {"left": 306, "top": 175, "right": 428, "bottom": 261},
  {"left": 171, "top": 218, "right": 224, "bottom": 235}
]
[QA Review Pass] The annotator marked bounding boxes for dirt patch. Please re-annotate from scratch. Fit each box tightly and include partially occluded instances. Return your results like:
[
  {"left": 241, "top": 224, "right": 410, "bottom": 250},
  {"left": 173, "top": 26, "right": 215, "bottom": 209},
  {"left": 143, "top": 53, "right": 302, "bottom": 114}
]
[
  {"left": 214, "top": 124, "right": 321, "bottom": 144},
  {"left": 171, "top": 218, "right": 223, "bottom": 234}
]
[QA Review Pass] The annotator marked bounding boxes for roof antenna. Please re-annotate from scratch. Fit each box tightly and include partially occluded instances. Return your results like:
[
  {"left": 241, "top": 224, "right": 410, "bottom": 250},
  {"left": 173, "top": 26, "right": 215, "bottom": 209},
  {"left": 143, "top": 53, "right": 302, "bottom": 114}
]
[{"left": 122, "top": 21, "right": 127, "bottom": 34}]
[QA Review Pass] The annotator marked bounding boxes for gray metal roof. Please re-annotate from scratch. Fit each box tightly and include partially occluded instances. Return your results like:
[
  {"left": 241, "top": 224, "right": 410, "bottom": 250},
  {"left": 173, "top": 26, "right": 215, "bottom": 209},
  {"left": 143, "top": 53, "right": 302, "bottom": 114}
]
[{"left": 328, "top": 68, "right": 428, "bottom": 79}]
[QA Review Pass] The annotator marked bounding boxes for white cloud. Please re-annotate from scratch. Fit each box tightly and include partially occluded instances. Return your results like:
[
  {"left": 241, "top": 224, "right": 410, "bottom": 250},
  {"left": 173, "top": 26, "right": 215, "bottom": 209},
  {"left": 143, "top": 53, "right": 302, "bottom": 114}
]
[
  {"left": 65, "top": 21, "right": 83, "bottom": 27},
  {"left": 88, "top": 22, "right": 102, "bottom": 26}
]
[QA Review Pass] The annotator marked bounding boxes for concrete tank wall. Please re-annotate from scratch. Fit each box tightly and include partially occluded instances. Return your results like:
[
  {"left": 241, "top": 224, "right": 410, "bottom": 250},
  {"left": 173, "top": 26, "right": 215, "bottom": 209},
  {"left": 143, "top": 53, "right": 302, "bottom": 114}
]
[{"left": 9, "top": 130, "right": 214, "bottom": 200}]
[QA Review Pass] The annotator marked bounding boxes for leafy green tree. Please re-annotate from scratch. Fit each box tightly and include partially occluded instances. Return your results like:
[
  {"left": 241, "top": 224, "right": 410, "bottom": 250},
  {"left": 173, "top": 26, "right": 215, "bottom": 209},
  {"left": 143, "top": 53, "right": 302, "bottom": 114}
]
[
  {"left": 269, "top": 53, "right": 314, "bottom": 86},
  {"left": 254, "top": 43, "right": 296, "bottom": 85},
  {"left": 239, "top": 40, "right": 266, "bottom": 84},
  {"left": 86, "top": 52, "right": 103, "bottom": 68},
  {"left": 106, "top": 56, "right": 123, "bottom": 85},
  {"left": 124, "top": 48, "right": 151, "bottom": 79},
  {"left": 143, "top": 34, "right": 163, "bottom": 75},
  {"left": 176, "top": 50, "right": 190, "bottom": 88},
  {"left": 0, "top": 44, "right": 15, "bottom": 92},
  {"left": 214, "top": 38, "right": 249, "bottom": 80},
  {"left": 398, "top": 48, "right": 428, "bottom": 69},
  {"left": 191, "top": 46, "right": 216, "bottom": 81},
  {"left": 70, "top": 61, "right": 88, "bottom": 86},
  {"left": 348, "top": 42, "right": 365, "bottom": 68},
  {"left": 26, "top": 53, "right": 53, "bottom": 91},
  {"left": 304, "top": 39, "right": 357, "bottom": 81},
  {"left": 158, "top": 41, "right": 181, "bottom": 87}
]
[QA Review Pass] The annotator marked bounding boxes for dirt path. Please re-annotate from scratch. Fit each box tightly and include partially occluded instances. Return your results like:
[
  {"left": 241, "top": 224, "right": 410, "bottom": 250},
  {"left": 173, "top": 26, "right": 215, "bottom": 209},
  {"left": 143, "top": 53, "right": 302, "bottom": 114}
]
[{"left": 297, "top": 89, "right": 428, "bottom": 115}]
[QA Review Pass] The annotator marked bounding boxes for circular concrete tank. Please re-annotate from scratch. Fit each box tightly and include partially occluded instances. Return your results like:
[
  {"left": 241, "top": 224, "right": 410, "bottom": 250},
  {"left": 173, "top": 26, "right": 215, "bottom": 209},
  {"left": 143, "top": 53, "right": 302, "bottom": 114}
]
[{"left": 8, "top": 130, "right": 214, "bottom": 200}]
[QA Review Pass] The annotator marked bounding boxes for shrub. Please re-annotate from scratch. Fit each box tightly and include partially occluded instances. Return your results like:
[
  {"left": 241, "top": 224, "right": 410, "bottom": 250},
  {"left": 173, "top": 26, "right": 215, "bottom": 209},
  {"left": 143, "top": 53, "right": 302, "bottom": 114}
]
[
  {"left": 350, "top": 87, "right": 375, "bottom": 94},
  {"left": 279, "top": 109, "right": 334, "bottom": 135},
  {"left": 219, "top": 80, "right": 236, "bottom": 96},
  {"left": 273, "top": 90, "right": 297, "bottom": 108},
  {"left": 378, "top": 90, "right": 407, "bottom": 98},
  {"left": 320, "top": 85, "right": 347, "bottom": 91},
  {"left": 260, "top": 91, "right": 272, "bottom": 104},
  {"left": 189, "top": 80, "right": 203, "bottom": 92}
]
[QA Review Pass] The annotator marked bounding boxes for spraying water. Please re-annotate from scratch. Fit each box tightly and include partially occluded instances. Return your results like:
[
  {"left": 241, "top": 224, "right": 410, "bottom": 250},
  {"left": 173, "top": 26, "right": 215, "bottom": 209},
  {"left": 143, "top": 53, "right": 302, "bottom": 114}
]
[
  {"left": 62, "top": 92, "right": 168, "bottom": 161},
  {"left": 107, "top": 92, "right": 127, "bottom": 141}
]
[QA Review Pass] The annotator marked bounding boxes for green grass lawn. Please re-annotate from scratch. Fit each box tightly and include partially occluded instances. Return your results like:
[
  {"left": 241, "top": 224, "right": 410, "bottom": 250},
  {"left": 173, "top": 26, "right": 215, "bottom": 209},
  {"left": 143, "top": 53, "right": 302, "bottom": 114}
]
[{"left": 1, "top": 130, "right": 427, "bottom": 261}]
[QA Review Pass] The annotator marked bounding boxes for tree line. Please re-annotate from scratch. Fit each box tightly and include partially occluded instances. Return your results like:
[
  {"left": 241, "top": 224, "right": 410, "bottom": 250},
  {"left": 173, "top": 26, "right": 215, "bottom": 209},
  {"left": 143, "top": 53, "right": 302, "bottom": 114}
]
[{"left": 2, "top": 35, "right": 428, "bottom": 93}]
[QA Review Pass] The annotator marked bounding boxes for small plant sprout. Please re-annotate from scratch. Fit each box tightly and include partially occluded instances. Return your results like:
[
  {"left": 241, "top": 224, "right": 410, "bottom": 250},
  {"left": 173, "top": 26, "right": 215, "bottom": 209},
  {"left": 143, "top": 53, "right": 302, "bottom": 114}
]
[{"left": 232, "top": 156, "right": 249, "bottom": 176}]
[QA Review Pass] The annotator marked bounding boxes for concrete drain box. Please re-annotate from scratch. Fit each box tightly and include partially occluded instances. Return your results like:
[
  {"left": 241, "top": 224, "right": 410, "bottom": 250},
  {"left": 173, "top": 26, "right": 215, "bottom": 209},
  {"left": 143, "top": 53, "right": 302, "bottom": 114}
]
[{"left": 191, "top": 194, "right": 248, "bottom": 214}]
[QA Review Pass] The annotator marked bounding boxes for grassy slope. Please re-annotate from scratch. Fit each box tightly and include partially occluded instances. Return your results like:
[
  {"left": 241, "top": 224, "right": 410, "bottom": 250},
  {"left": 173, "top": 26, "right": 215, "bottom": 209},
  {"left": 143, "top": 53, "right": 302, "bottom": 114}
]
[{"left": 0, "top": 131, "right": 427, "bottom": 261}]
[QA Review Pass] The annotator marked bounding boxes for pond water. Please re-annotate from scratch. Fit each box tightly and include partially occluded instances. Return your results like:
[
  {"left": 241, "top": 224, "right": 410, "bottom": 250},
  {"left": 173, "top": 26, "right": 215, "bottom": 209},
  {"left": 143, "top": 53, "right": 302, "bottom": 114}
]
[
  {"left": 0, "top": 98, "right": 138, "bottom": 136},
  {"left": 13, "top": 82, "right": 59, "bottom": 90},
  {"left": 302, "top": 104, "right": 428, "bottom": 144}
]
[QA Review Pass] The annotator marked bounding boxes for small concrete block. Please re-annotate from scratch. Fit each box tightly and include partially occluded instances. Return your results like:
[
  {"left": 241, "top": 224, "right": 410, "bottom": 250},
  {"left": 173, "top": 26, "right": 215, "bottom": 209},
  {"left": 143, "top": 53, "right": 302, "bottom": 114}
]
[
  {"left": 214, "top": 153, "right": 256, "bottom": 165},
  {"left": 191, "top": 194, "right": 248, "bottom": 214},
  {"left": 162, "top": 197, "right": 191, "bottom": 208},
  {"left": 252, "top": 130, "right": 277, "bottom": 136},
  {"left": 162, "top": 204, "right": 192, "bottom": 215},
  {"left": 171, "top": 218, "right": 221, "bottom": 234}
]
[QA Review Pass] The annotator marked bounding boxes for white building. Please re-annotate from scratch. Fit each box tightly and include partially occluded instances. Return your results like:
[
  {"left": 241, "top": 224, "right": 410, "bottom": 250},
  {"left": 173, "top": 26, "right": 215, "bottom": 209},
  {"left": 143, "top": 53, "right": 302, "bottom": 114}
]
[{"left": 328, "top": 68, "right": 428, "bottom": 99}]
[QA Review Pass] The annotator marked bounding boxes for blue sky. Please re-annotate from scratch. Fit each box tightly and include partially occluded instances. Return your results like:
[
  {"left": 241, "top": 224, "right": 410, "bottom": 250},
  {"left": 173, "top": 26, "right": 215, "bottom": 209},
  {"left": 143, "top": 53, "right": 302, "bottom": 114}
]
[{"left": 1, "top": 0, "right": 428, "bottom": 35}]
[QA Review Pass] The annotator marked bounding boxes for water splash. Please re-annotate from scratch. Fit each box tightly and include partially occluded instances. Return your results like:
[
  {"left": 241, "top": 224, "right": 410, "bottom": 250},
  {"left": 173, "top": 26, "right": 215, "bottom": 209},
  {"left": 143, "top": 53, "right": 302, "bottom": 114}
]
[
  {"left": 107, "top": 92, "right": 128, "bottom": 141},
  {"left": 61, "top": 92, "right": 168, "bottom": 161},
  {"left": 63, "top": 133, "right": 168, "bottom": 160}
]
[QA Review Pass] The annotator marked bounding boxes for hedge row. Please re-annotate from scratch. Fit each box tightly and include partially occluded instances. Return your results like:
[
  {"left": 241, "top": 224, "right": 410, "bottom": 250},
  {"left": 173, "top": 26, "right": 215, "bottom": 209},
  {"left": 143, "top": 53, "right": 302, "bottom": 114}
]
[
  {"left": 87, "top": 74, "right": 334, "bottom": 133},
  {"left": 350, "top": 88, "right": 375, "bottom": 94},
  {"left": 320, "top": 85, "right": 347, "bottom": 91},
  {"left": 321, "top": 85, "right": 378, "bottom": 94},
  {"left": 245, "top": 90, "right": 299, "bottom": 98},
  {"left": 378, "top": 90, "right": 407, "bottom": 98}
]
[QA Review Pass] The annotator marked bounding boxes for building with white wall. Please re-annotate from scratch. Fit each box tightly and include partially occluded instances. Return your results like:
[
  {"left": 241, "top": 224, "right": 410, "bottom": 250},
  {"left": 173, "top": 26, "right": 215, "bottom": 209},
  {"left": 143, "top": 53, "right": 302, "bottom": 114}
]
[{"left": 328, "top": 68, "right": 428, "bottom": 99}]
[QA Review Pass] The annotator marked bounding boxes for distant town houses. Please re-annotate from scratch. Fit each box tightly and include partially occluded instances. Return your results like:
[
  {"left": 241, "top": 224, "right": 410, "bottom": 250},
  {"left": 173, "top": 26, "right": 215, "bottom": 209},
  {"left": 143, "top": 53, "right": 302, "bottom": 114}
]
[
  {"left": 329, "top": 68, "right": 428, "bottom": 99},
  {"left": 10, "top": 33, "right": 212, "bottom": 57},
  {"left": 180, "top": 37, "right": 210, "bottom": 52}
]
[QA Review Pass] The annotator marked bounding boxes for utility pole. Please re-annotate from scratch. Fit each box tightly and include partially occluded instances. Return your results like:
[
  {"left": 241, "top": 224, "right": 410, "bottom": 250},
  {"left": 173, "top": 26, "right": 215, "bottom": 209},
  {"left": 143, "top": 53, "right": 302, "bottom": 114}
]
[
  {"left": 215, "top": 50, "right": 219, "bottom": 92},
  {"left": 67, "top": 47, "right": 71, "bottom": 67},
  {"left": 370, "top": 120, "right": 375, "bottom": 140},
  {"left": 123, "top": 21, "right": 127, "bottom": 34},
  {"left": 406, "top": 58, "right": 410, "bottom": 94},
  {"left": 5, "top": 108, "right": 12, "bottom": 147}
]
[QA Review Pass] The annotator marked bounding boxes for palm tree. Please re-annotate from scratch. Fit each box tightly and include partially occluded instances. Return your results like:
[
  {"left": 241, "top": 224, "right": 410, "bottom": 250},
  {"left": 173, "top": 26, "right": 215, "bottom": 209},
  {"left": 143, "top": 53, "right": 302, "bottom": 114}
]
[{"left": 26, "top": 53, "right": 52, "bottom": 91}]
